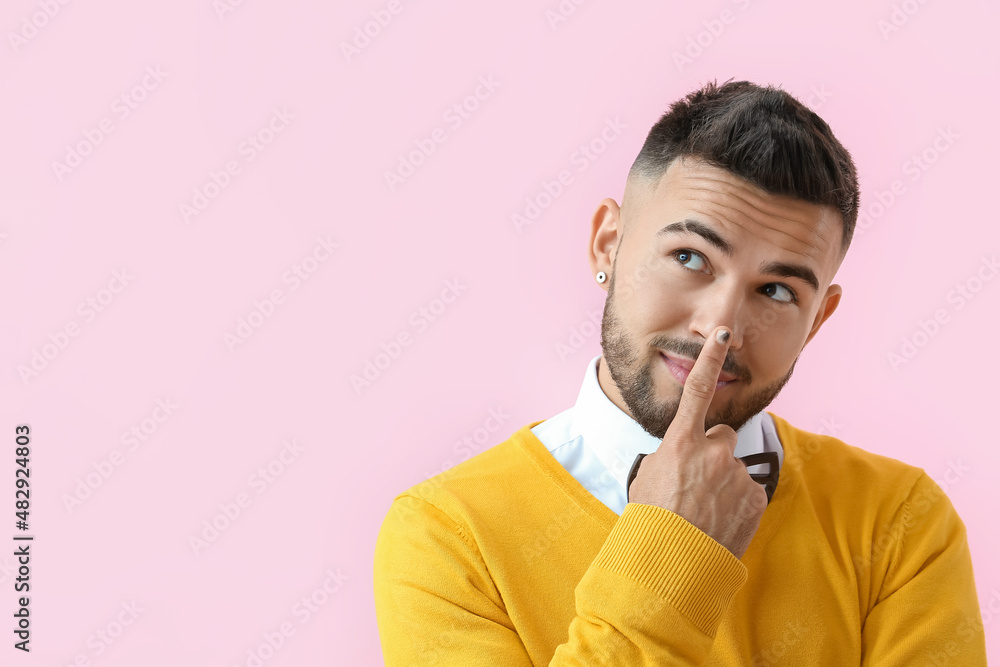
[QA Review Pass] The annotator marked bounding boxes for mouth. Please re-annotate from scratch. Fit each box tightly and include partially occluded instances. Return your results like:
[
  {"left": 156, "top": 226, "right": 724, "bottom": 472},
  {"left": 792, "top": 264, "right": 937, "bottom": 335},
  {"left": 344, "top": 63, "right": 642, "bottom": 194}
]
[{"left": 661, "top": 351, "right": 740, "bottom": 389}]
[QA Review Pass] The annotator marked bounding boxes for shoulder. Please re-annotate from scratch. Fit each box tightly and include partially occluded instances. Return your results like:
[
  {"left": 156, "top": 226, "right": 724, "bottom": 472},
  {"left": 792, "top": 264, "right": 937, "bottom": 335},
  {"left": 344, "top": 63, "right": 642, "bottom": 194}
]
[
  {"left": 384, "top": 421, "right": 545, "bottom": 524},
  {"left": 768, "top": 412, "right": 929, "bottom": 511}
]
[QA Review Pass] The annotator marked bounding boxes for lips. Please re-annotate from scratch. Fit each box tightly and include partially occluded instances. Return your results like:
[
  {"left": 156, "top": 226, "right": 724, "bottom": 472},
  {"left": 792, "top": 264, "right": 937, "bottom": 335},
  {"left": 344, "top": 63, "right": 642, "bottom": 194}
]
[{"left": 661, "top": 351, "right": 739, "bottom": 383}]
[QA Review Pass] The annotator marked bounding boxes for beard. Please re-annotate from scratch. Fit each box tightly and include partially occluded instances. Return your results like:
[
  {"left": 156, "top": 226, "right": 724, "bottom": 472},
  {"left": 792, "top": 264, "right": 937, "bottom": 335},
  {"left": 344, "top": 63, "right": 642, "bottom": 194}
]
[{"left": 599, "top": 267, "right": 798, "bottom": 440}]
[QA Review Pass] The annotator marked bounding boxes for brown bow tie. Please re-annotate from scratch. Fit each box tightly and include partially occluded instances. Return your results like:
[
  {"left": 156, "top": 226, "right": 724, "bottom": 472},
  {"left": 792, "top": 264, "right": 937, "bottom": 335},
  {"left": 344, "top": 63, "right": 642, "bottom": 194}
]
[{"left": 626, "top": 451, "right": 780, "bottom": 504}]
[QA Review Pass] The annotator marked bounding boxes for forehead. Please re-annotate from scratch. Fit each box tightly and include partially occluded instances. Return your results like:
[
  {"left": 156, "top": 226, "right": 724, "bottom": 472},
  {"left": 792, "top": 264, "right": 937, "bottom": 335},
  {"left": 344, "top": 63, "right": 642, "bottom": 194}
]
[{"left": 637, "top": 157, "right": 842, "bottom": 272}]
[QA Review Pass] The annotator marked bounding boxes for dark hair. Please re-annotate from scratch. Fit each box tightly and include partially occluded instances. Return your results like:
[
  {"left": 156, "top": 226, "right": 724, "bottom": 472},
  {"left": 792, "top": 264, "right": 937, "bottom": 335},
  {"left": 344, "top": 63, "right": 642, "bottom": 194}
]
[{"left": 627, "top": 78, "right": 859, "bottom": 259}]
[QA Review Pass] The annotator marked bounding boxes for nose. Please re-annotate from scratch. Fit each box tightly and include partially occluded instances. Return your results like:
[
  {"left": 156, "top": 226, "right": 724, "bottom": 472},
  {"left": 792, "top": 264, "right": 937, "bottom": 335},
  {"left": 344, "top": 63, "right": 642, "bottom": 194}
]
[{"left": 689, "top": 281, "right": 747, "bottom": 352}]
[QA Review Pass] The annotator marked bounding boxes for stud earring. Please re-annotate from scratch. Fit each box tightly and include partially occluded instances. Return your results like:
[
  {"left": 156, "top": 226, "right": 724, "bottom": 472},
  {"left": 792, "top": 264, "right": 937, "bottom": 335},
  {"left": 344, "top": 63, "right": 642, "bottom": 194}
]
[{"left": 596, "top": 271, "right": 606, "bottom": 283}]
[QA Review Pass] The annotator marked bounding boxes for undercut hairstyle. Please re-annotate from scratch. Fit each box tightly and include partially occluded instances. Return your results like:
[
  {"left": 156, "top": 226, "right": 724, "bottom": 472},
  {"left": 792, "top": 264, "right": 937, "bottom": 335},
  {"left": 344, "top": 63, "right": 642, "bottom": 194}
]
[{"left": 626, "top": 78, "right": 860, "bottom": 260}]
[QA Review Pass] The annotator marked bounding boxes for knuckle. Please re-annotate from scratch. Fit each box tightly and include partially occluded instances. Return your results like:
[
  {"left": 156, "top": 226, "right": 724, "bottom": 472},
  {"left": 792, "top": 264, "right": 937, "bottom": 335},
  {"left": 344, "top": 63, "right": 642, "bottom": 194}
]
[
  {"left": 684, "top": 374, "right": 714, "bottom": 398},
  {"left": 675, "top": 401, "right": 700, "bottom": 424},
  {"left": 636, "top": 451, "right": 654, "bottom": 470},
  {"left": 738, "top": 486, "right": 767, "bottom": 518},
  {"left": 752, "top": 484, "right": 769, "bottom": 510},
  {"left": 718, "top": 424, "right": 737, "bottom": 439},
  {"left": 706, "top": 446, "right": 731, "bottom": 468},
  {"left": 708, "top": 423, "right": 737, "bottom": 443}
]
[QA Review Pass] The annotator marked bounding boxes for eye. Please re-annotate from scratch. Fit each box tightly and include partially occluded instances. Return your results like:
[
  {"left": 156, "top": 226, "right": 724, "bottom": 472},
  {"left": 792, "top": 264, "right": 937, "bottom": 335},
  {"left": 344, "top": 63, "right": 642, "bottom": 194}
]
[
  {"left": 670, "top": 248, "right": 709, "bottom": 273},
  {"left": 761, "top": 283, "right": 797, "bottom": 304}
]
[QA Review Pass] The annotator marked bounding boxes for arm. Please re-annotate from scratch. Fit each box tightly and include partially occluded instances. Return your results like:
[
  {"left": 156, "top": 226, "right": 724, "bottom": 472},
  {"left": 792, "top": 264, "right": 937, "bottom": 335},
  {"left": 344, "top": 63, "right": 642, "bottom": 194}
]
[
  {"left": 373, "top": 494, "right": 747, "bottom": 666},
  {"left": 374, "top": 493, "right": 532, "bottom": 666},
  {"left": 860, "top": 472, "right": 987, "bottom": 665}
]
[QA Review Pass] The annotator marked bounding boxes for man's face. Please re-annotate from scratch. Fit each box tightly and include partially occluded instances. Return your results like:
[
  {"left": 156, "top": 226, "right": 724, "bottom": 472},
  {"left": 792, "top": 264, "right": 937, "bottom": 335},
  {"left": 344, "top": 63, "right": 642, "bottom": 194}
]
[{"left": 589, "top": 156, "right": 844, "bottom": 439}]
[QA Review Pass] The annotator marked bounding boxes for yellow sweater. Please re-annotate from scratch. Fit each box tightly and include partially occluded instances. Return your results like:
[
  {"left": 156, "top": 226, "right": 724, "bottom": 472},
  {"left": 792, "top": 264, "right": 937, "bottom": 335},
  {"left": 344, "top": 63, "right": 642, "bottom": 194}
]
[{"left": 373, "top": 412, "right": 986, "bottom": 665}]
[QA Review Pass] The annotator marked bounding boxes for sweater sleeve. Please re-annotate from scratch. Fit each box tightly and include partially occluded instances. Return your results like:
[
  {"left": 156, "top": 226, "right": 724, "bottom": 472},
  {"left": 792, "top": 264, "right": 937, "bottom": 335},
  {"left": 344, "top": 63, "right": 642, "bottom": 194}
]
[
  {"left": 860, "top": 472, "right": 987, "bottom": 665},
  {"left": 374, "top": 495, "right": 748, "bottom": 665}
]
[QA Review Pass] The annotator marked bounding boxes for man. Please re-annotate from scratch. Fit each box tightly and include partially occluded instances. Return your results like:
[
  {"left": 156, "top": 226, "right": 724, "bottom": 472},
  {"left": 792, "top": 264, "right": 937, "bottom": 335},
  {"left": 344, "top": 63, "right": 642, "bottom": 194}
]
[{"left": 373, "top": 80, "right": 987, "bottom": 664}]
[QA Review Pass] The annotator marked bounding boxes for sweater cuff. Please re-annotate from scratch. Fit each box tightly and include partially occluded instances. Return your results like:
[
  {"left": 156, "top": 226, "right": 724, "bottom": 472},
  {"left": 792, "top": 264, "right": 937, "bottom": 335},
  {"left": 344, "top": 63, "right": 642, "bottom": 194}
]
[{"left": 592, "top": 502, "right": 748, "bottom": 635}]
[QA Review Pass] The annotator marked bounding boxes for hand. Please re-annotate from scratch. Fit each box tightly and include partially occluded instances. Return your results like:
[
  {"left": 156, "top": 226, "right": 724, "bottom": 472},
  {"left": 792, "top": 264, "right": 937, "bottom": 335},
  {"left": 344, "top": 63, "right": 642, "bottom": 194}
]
[{"left": 628, "top": 326, "right": 768, "bottom": 559}]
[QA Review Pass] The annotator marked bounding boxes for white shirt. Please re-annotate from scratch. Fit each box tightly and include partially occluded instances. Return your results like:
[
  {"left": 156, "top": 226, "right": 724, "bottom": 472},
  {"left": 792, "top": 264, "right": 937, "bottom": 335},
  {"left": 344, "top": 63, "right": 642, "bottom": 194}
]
[{"left": 531, "top": 354, "right": 784, "bottom": 516}]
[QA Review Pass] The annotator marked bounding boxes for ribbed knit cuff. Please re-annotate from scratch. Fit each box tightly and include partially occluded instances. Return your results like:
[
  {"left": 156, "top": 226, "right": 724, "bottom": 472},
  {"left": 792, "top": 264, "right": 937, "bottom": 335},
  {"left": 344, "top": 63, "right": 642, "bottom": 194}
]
[{"left": 593, "top": 502, "right": 748, "bottom": 635}]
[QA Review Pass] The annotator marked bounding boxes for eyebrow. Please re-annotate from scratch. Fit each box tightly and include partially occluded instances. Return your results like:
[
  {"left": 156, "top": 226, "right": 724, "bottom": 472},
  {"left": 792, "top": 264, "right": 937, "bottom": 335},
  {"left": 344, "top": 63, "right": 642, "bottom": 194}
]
[{"left": 656, "top": 219, "right": 819, "bottom": 293}]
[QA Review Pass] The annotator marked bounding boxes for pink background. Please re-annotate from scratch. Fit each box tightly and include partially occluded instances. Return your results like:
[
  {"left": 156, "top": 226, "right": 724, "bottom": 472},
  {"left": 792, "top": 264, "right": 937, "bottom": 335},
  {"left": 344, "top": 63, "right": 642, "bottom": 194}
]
[{"left": 1, "top": 0, "right": 998, "bottom": 664}]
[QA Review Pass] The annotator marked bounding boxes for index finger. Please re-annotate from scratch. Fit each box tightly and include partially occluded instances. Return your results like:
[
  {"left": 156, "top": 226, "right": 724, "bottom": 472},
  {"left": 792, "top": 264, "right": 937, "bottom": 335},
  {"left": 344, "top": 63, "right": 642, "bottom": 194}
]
[{"left": 673, "top": 326, "right": 732, "bottom": 433}]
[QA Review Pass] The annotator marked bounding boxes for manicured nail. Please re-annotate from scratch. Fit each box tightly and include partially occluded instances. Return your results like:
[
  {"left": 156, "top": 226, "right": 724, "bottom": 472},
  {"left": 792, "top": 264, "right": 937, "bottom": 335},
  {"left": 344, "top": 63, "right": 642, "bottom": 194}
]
[{"left": 716, "top": 329, "right": 730, "bottom": 343}]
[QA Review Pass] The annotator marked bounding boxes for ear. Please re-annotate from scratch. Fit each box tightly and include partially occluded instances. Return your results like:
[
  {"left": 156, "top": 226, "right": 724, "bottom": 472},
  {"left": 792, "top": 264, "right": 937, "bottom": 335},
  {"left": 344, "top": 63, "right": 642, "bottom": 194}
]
[
  {"left": 802, "top": 284, "right": 842, "bottom": 348},
  {"left": 588, "top": 198, "right": 622, "bottom": 292}
]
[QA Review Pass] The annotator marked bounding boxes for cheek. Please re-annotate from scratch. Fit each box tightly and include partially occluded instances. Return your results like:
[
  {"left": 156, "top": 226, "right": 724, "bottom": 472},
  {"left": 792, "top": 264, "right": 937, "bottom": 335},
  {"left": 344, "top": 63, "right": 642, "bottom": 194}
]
[
  {"left": 747, "top": 315, "right": 807, "bottom": 373},
  {"left": 632, "top": 286, "right": 695, "bottom": 333},
  {"left": 619, "top": 251, "right": 680, "bottom": 296},
  {"left": 617, "top": 259, "right": 690, "bottom": 320},
  {"left": 744, "top": 302, "right": 794, "bottom": 344}
]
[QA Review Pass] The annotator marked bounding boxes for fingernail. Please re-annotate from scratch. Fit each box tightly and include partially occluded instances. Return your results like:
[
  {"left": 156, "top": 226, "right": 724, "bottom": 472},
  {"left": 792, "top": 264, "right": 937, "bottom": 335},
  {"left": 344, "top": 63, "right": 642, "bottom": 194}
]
[{"left": 716, "top": 329, "right": 730, "bottom": 343}]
